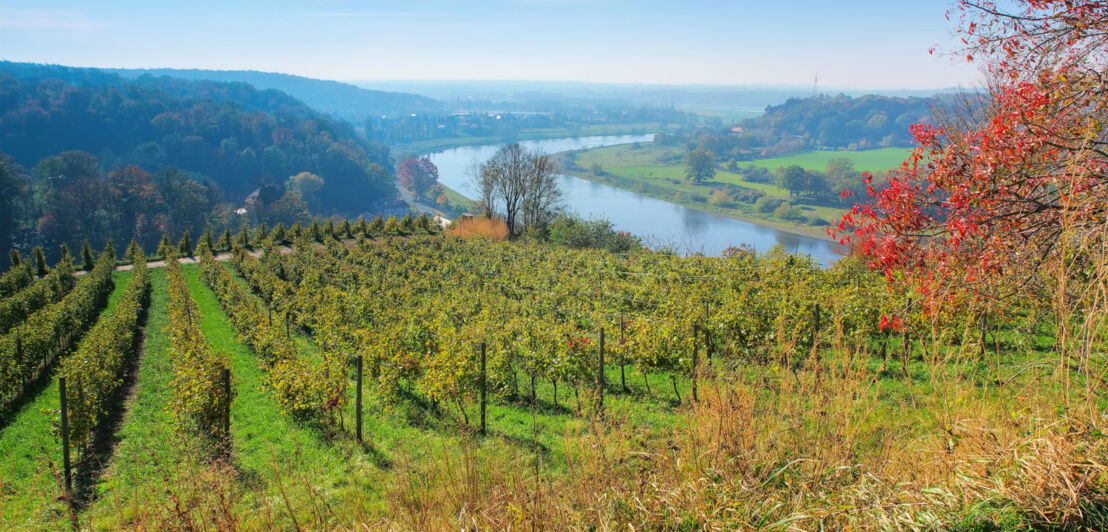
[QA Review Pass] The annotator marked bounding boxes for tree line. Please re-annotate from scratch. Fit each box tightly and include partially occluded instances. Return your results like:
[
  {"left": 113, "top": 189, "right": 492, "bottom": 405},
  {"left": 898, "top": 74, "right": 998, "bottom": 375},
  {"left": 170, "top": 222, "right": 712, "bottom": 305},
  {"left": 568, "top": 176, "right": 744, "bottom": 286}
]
[{"left": 657, "top": 93, "right": 947, "bottom": 159}]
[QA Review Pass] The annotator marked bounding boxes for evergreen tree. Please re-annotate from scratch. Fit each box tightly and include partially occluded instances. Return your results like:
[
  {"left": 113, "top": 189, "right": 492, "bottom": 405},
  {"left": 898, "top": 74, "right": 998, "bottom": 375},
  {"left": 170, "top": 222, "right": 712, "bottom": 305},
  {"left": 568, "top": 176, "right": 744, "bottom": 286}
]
[
  {"left": 217, "top": 228, "right": 233, "bottom": 251},
  {"left": 235, "top": 224, "right": 251, "bottom": 248},
  {"left": 308, "top": 220, "right": 322, "bottom": 242},
  {"left": 59, "top": 243, "right": 71, "bottom": 263},
  {"left": 252, "top": 223, "right": 268, "bottom": 248},
  {"left": 32, "top": 246, "right": 47, "bottom": 277},
  {"left": 340, "top": 219, "right": 352, "bottom": 239},
  {"left": 104, "top": 240, "right": 116, "bottom": 263},
  {"left": 125, "top": 238, "right": 142, "bottom": 264},
  {"left": 199, "top": 229, "right": 215, "bottom": 253},
  {"left": 9, "top": 249, "right": 20, "bottom": 269},
  {"left": 289, "top": 221, "right": 303, "bottom": 239},
  {"left": 157, "top": 234, "right": 172, "bottom": 258},
  {"left": 399, "top": 213, "right": 414, "bottom": 233},
  {"left": 271, "top": 223, "right": 287, "bottom": 244},
  {"left": 368, "top": 216, "right": 385, "bottom": 234},
  {"left": 384, "top": 215, "right": 401, "bottom": 234},
  {"left": 177, "top": 229, "right": 193, "bottom": 257},
  {"left": 80, "top": 240, "right": 95, "bottom": 271},
  {"left": 354, "top": 217, "right": 367, "bottom": 237}
]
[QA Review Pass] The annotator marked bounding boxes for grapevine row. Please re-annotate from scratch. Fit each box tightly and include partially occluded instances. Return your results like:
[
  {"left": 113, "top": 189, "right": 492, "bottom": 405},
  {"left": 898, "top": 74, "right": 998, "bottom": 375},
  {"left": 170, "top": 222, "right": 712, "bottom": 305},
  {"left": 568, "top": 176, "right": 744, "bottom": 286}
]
[
  {"left": 164, "top": 253, "right": 232, "bottom": 438},
  {"left": 61, "top": 246, "right": 151, "bottom": 449},
  {"left": 0, "top": 259, "right": 76, "bottom": 334},
  {"left": 0, "top": 266, "right": 33, "bottom": 300},
  {"left": 269, "top": 233, "right": 895, "bottom": 413},
  {"left": 198, "top": 245, "right": 343, "bottom": 421},
  {"left": 0, "top": 252, "right": 114, "bottom": 406}
]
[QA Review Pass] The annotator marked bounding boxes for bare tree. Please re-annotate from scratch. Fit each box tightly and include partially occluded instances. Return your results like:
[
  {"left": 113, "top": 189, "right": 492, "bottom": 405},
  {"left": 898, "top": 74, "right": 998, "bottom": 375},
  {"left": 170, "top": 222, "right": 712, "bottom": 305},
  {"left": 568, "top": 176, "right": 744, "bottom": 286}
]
[
  {"left": 475, "top": 144, "right": 561, "bottom": 235},
  {"left": 521, "top": 151, "right": 561, "bottom": 229}
]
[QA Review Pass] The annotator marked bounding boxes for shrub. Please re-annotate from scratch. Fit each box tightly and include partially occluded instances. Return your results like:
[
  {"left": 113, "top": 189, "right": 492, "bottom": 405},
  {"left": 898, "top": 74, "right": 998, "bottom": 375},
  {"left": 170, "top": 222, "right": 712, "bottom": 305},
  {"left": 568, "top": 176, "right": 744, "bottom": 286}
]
[
  {"left": 546, "top": 214, "right": 641, "bottom": 253},
  {"left": 755, "top": 197, "right": 784, "bottom": 214},
  {"left": 708, "top": 189, "right": 736, "bottom": 208}
]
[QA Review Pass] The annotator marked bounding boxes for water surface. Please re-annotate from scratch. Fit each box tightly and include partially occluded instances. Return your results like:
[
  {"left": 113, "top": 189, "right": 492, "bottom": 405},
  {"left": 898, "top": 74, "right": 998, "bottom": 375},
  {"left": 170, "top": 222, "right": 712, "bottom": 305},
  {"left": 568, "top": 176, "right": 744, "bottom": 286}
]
[{"left": 426, "top": 135, "right": 843, "bottom": 264}]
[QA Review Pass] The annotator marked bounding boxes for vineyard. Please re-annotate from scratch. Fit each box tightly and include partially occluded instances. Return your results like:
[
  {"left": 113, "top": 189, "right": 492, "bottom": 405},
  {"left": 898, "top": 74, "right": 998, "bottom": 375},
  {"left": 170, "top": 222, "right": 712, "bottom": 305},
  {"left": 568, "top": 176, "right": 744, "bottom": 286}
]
[{"left": 0, "top": 220, "right": 1104, "bottom": 530}]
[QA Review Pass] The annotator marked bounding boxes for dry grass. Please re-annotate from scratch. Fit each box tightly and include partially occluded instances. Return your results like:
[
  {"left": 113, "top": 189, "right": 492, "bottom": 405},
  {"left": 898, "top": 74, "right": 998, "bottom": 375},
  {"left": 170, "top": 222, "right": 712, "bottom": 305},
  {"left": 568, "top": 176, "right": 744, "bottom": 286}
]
[
  {"left": 447, "top": 216, "right": 511, "bottom": 241},
  {"left": 368, "top": 352, "right": 1108, "bottom": 530}
]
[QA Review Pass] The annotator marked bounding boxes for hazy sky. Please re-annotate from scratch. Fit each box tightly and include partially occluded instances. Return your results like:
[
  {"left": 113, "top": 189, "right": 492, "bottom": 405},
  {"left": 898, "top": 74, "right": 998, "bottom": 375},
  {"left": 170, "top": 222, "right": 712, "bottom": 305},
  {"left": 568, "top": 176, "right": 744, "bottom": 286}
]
[{"left": 0, "top": 0, "right": 980, "bottom": 89}]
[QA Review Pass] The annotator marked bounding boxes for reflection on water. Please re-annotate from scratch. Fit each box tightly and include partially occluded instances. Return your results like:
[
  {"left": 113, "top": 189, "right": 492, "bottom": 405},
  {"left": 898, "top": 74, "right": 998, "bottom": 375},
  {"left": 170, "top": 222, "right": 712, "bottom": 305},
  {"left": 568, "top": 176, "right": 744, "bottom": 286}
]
[{"left": 425, "top": 134, "right": 844, "bottom": 264}]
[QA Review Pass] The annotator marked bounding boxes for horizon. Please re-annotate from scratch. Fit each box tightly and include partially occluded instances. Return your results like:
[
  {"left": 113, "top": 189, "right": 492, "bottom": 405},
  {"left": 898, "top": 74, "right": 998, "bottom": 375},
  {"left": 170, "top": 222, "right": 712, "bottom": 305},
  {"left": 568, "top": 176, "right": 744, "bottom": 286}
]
[{"left": 0, "top": 1, "right": 981, "bottom": 90}]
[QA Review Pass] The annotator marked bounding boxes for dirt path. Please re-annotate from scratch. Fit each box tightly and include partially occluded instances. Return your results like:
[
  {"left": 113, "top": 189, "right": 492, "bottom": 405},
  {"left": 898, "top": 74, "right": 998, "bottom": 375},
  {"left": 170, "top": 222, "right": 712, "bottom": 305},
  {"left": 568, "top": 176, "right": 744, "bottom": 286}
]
[{"left": 79, "top": 248, "right": 267, "bottom": 275}]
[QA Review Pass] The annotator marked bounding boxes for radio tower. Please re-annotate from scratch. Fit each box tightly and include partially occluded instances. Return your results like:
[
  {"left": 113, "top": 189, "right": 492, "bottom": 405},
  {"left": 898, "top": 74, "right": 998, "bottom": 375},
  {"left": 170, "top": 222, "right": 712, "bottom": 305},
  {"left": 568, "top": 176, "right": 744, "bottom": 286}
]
[{"left": 811, "top": 73, "right": 819, "bottom": 97}]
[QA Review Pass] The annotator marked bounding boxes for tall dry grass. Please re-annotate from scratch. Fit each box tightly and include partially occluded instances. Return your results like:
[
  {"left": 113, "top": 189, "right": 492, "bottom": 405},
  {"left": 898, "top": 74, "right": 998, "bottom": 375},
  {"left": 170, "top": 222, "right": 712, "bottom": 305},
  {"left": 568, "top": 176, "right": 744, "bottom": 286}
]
[
  {"left": 373, "top": 349, "right": 1107, "bottom": 530},
  {"left": 447, "top": 216, "right": 510, "bottom": 241}
]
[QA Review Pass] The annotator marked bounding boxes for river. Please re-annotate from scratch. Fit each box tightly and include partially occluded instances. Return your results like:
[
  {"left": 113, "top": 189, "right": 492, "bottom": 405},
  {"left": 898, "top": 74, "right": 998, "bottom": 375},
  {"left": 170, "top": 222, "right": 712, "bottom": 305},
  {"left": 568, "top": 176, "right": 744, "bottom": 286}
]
[{"left": 424, "top": 134, "right": 843, "bottom": 264}]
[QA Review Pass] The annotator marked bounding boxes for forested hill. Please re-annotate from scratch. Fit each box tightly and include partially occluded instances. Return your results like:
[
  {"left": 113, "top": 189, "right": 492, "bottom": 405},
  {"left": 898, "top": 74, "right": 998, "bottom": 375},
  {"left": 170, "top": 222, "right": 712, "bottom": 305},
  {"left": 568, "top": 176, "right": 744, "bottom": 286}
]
[
  {"left": 0, "top": 61, "right": 395, "bottom": 206},
  {"left": 110, "top": 67, "right": 447, "bottom": 121},
  {"left": 0, "top": 62, "right": 400, "bottom": 256},
  {"left": 655, "top": 93, "right": 952, "bottom": 159},
  {"left": 739, "top": 94, "right": 943, "bottom": 153}
]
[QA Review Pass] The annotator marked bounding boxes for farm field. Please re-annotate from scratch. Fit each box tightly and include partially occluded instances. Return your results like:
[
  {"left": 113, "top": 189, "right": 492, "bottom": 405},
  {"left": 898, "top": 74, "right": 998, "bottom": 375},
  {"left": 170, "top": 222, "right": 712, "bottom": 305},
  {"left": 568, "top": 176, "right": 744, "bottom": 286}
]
[
  {"left": 0, "top": 221, "right": 1102, "bottom": 529},
  {"left": 743, "top": 146, "right": 912, "bottom": 174}
]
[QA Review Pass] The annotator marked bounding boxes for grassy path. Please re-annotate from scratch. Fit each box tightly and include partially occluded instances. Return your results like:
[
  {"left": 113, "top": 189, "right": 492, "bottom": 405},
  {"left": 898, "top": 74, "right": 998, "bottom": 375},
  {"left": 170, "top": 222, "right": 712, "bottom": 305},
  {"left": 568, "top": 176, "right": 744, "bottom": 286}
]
[
  {"left": 0, "top": 270, "right": 132, "bottom": 530},
  {"left": 182, "top": 264, "right": 372, "bottom": 529},
  {"left": 80, "top": 268, "right": 199, "bottom": 528}
]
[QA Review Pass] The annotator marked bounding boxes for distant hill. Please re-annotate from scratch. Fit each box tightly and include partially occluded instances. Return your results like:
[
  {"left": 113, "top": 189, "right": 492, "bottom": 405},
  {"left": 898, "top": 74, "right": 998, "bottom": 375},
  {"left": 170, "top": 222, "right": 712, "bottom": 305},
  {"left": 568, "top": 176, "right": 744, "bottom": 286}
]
[
  {"left": 111, "top": 68, "right": 446, "bottom": 121},
  {"left": 0, "top": 61, "right": 397, "bottom": 220},
  {"left": 655, "top": 92, "right": 957, "bottom": 159}
]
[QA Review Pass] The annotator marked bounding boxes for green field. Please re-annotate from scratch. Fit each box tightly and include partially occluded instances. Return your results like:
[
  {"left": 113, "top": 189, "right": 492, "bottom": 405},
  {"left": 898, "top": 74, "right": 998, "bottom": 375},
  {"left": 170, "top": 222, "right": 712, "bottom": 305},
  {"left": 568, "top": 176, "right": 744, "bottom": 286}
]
[{"left": 742, "top": 147, "right": 911, "bottom": 174}]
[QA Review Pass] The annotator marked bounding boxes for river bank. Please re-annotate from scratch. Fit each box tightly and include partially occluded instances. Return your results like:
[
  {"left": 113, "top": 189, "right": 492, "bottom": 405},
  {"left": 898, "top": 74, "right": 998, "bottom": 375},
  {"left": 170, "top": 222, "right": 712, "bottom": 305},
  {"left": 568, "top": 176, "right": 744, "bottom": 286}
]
[
  {"left": 423, "top": 134, "right": 842, "bottom": 261},
  {"left": 552, "top": 144, "right": 851, "bottom": 241},
  {"left": 553, "top": 152, "right": 835, "bottom": 241},
  {"left": 392, "top": 123, "right": 666, "bottom": 155}
]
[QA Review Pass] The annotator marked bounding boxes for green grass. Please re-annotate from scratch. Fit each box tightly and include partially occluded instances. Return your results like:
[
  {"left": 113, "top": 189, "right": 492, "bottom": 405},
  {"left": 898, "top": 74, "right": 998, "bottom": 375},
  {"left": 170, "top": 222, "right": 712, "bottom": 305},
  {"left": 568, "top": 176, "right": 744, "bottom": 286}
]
[
  {"left": 741, "top": 147, "right": 911, "bottom": 174},
  {"left": 0, "top": 270, "right": 132, "bottom": 530},
  {"left": 81, "top": 268, "right": 187, "bottom": 528},
  {"left": 181, "top": 265, "right": 375, "bottom": 528}
]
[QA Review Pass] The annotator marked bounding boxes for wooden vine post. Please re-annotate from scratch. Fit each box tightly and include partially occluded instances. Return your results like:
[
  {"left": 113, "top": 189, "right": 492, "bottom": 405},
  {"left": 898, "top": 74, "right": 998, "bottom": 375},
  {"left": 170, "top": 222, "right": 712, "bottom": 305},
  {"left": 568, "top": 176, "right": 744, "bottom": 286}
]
[
  {"left": 222, "top": 368, "right": 231, "bottom": 438},
  {"left": 812, "top": 302, "right": 822, "bottom": 364},
  {"left": 597, "top": 328, "right": 605, "bottom": 412},
  {"left": 480, "top": 341, "right": 487, "bottom": 436},
  {"left": 59, "top": 376, "right": 72, "bottom": 499},
  {"left": 902, "top": 298, "right": 912, "bottom": 379},
  {"left": 355, "top": 354, "right": 363, "bottom": 443},
  {"left": 691, "top": 324, "right": 699, "bottom": 402},
  {"left": 619, "top": 313, "right": 627, "bottom": 392}
]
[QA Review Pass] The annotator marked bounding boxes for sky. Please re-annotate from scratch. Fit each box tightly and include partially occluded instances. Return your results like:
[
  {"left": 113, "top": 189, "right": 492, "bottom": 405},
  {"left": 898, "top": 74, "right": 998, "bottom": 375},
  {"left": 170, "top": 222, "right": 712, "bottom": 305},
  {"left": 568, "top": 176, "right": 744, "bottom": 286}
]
[{"left": 0, "top": 0, "right": 981, "bottom": 90}]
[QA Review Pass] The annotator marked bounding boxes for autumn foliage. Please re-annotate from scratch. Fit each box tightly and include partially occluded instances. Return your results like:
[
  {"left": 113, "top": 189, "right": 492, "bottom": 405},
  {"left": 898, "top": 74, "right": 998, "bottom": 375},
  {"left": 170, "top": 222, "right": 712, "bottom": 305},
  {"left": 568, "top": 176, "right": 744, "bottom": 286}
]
[{"left": 835, "top": 1, "right": 1108, "bottom": 319}]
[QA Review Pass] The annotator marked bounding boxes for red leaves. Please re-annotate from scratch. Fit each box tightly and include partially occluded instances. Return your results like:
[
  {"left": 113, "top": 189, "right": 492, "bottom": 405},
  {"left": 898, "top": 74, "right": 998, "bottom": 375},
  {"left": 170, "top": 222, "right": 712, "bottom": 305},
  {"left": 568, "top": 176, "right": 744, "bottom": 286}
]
[
  {"left": 878, "top": 314, "right": 902, "bottom": 333},
  {"left": 838, "top": 0, "right": 1108, "bottom": 321}
]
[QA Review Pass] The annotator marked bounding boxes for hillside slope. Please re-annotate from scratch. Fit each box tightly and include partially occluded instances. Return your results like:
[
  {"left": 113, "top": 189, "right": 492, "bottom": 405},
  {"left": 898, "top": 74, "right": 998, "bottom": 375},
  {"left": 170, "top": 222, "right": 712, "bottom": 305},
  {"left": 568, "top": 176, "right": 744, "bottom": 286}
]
[{"left": 112, "top": 68, "right": 446, "bottom": 121}]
